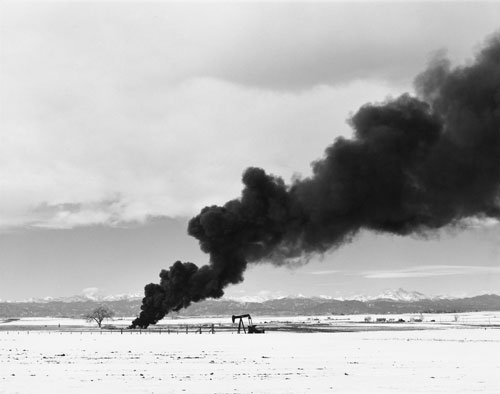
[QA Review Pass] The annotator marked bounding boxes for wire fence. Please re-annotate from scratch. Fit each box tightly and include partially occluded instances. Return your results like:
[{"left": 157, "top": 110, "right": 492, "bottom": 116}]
[{"left": 1, "top": 312, "right": 499, "bottom": 334}]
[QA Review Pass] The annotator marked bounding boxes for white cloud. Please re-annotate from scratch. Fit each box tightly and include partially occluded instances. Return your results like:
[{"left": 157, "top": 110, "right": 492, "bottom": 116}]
[
  {"left": 362, "top": 265, "right": 500, "bottom": 279},
  {"left": 463, "top": 217, "right": 500, "bottom": 229},
  {"left": 2, "top": 2, "right": 499, "bottom": 229},
  {"left": 307, "top": 270, "right": 341, "bottom": 275},
  {"left": 1, "top": 75, "right": 400, "bottom": 228}
]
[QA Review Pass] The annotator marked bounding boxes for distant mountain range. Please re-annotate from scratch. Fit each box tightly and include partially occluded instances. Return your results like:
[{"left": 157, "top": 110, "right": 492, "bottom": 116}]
[
  {"left": 1, "top": 289, "right": 499, "bottom": 319},
  {"left": 16, "top": 293, "right": 142, "bottom": 304},
  {"left": 335, "top": 288, "right": 430, "bottom": 302}
]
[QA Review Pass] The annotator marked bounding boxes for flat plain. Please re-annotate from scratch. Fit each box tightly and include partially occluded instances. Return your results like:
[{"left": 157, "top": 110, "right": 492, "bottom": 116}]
[{"left": 0, "top": 313, "right": 499, "bottom": 394}]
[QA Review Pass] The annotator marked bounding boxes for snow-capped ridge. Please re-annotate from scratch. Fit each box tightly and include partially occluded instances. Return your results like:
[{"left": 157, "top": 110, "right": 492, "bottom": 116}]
[
  {"left": 7, "top": 288, "right": 496, "bottom": 304},
  {"left": 15, "top": 293, "right": 142, "bottom": 304},
  {"left": 375, "top": 288, "right": 428, "bottom": 302},
  {"left": 334, "top": 288, "right": 430, "bottom": 302}
]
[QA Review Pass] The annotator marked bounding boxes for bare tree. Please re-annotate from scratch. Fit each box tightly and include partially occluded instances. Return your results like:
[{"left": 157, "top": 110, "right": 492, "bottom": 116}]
[{"left": 85, "top": 306, "right": 114, "bottom": 328}]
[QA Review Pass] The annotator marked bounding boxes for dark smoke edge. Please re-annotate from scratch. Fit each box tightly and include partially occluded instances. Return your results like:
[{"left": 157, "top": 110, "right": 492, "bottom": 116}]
[{"left": 131, "top": 32, "right": 500, "bottom": 329}]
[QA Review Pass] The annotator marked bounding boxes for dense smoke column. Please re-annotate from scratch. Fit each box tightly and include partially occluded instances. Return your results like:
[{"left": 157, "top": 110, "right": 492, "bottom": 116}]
[
  {"left": 416, "top": 38, "right": 500, "bottom": 224},
  {"left": 131, "top": 169, "right": 286, "bottom": 328},
  {"left": 130, "top": 261, "right": 229, "bottom": 328},
  {"left": 131, "top": 34, "right": 500, "bottom": 328}
]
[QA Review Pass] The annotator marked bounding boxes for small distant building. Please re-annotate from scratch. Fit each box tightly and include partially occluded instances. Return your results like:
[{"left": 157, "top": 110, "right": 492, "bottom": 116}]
[{"left": 376, "top": 318, "right": 386, "bottom": 323}]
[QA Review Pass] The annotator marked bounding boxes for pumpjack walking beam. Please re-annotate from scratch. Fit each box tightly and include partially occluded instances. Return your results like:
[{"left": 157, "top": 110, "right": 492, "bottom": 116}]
[{"left": 231, "top": 314, "right": 265, "bottom": 334}]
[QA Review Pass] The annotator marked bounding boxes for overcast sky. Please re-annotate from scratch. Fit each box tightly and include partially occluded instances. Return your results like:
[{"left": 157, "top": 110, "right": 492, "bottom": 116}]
[{"left": 1, "top": 1, "right": 499, "bottom": 301}]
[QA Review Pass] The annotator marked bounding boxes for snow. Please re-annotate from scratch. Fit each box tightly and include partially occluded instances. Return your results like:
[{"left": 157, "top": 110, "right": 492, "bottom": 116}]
[
  {"left": 2, "top": 311, "right": 500, "bottom": 330},
  {"left": 374, "top": 288, "right": 428, "bottom": 301},
  {"left": 0, "top": 314, "right": 499, "bottom": 393},
  {"left": 0, "top": 317, "right": 95, "bottom": 327}
]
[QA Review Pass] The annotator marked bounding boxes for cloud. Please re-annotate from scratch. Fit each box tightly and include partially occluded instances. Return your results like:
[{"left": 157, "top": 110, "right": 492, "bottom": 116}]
[
  {"left": 463, "top": 217, "right": 500, "bottom": 229},
  {"left": 1, "top": 74, "right": 400, "bottom": 228},
  {"left": 2, "top": 2, "right": 499, "bottom": 229},
  {"left": 362, "top": 265, "right": 500, "bottom": 279},
  {"left": 307, "top": 270, "right": 341, "bottom": 275},
  {"left": 207, "top": 2, "right": 500, "bottom": 90}
]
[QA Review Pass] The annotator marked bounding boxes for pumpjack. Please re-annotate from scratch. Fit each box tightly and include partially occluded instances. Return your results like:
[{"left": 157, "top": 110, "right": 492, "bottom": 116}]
[{"left": 231, "top": 314, "right": 265, "bottom": 334}]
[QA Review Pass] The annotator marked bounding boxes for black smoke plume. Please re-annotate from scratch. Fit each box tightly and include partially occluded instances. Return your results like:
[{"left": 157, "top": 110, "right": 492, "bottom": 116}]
[{"left": 131, "top": 34, "right": 500, "bottom": 328}]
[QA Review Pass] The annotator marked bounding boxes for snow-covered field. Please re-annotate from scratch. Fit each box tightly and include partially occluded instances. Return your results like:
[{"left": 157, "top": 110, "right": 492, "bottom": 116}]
[
  {"left": 3, "top": 311, "right": 499, "bottom": 328},
  {"left": 0, "top": 313, "right": 499, "bottom": 393}
]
